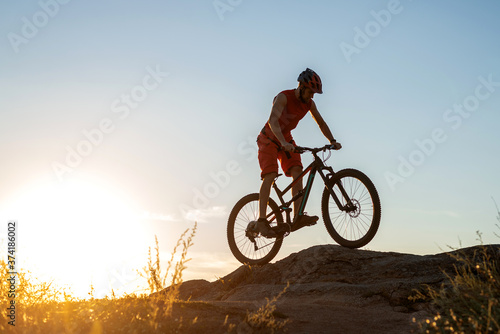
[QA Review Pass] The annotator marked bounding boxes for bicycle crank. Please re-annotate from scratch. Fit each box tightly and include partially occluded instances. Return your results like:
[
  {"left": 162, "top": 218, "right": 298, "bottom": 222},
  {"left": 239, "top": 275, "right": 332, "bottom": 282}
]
[{"left": 273, "top": 223, "right": 291, "bottom": 237}]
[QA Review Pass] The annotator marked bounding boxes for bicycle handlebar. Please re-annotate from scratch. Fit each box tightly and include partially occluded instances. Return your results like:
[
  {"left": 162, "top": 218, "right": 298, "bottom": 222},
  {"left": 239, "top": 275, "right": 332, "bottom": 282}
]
[{"left": 294, "top": 144, "right": 339, "bottom": 154}]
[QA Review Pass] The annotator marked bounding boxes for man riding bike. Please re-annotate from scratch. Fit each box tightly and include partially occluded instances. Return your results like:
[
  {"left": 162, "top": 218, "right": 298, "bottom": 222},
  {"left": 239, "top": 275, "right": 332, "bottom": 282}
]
[{"left": 255, "top": 68, "right": 342, "bottom": 238}]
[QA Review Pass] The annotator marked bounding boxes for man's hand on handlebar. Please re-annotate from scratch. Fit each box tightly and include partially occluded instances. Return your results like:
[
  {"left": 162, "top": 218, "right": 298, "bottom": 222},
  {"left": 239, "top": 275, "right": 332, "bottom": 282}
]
[
  {"left": 293, "top": 143, "right": 341, "bottom": 154},
  {"left": 330, "top": 141, "right": 342, "bottom": 150}
]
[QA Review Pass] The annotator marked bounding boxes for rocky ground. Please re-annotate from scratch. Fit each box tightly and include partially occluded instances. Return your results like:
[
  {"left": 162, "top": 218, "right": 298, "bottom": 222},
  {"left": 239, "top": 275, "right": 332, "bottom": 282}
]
[{"left": 158, "top": 244, "right": 499, "bottom": 333}]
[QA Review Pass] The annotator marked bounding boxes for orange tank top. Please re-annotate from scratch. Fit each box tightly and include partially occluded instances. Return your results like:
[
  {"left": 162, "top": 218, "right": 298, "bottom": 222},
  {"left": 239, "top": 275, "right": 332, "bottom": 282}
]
[{"left": 263, "top": 89, "right": 312, "bottom": 142}]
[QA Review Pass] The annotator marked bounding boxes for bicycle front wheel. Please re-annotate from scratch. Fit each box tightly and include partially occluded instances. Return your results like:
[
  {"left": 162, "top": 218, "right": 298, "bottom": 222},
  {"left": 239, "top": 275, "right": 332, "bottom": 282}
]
[
  {"left": 321, "top": 168, "right": 381, "bottom": 248},
  {"left": 227, "top": 193, "right": 284, "bottom": 265}
]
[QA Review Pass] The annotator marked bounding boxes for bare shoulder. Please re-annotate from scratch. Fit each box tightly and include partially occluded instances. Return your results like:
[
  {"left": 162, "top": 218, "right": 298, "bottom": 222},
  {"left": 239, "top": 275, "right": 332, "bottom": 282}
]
[
  {"left": 273, "top": 92, "right": 288, "bottom": 106},
  {"left": 311, "top": 100, "right": 318, "bottom": 111},
  {"left": 310, "top": 99, "right": 319, "bottom": 113}
]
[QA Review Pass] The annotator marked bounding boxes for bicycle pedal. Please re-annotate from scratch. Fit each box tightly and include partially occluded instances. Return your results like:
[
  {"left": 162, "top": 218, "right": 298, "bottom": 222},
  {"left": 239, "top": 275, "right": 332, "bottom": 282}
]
[
  {"left": 272, "top": 223, "right": 291, "bottom": 237},
  {"left": 307, "top": 220, "right": 318, "bottom": 226},
  {"left": 291, "top": 217, "right": 318, "bottom": 232}
]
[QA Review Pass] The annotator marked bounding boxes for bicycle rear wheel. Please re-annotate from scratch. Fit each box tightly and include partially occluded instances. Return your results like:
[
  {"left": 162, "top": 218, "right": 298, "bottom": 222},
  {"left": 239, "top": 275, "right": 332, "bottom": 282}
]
[
  {"left": 227, "top": 193, "right": 284, "bottom": 265},
  {"left": 321, "top": 168, "right": 381, "bottom": 248}
]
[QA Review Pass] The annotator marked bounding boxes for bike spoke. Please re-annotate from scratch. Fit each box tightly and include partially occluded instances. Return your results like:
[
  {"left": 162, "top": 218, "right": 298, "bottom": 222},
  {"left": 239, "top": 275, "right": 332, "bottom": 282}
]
[
  {"left": 228, "top": 194, "right": 283, "bottom": 263},
  {"left": 325, "top": 173, "right": 377, "bottom": 243}
]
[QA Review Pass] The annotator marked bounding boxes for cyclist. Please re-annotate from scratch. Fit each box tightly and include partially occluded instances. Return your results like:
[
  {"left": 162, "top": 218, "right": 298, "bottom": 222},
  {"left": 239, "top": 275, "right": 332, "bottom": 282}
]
[{"left": 255, "top": 68, "right": 342, "bottom": 238}]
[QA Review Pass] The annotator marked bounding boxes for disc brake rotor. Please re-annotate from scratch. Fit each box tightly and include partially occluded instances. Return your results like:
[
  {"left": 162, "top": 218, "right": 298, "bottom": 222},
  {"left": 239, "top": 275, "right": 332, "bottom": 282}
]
[{"left": 347, "top": 199, "right": 361, "bottom": 218}]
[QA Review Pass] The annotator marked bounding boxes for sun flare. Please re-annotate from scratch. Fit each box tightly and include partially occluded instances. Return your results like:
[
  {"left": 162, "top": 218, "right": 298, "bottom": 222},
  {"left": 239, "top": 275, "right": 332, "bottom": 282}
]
[{"left": 1, "top": 177, "right": 150, "bottom": 298}]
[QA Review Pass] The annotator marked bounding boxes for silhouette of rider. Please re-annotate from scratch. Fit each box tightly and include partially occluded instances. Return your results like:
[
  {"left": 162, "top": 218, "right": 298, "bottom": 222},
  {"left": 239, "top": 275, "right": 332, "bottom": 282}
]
[{"left": 255, "top": 68, "right": 342, "bottom": 238}]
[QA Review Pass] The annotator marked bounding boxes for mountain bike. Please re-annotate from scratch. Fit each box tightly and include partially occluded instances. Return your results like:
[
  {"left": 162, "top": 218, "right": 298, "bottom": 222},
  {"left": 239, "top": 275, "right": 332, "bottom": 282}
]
[{"left": 227, "top": 144, "right": 381, "bottom": 265}]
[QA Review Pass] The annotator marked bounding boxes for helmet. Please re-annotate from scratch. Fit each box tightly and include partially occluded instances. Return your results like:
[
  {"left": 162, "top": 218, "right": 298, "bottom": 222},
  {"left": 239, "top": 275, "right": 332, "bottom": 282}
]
[{"left": 297, "top": 68, "right": 323, "bottom": 94}]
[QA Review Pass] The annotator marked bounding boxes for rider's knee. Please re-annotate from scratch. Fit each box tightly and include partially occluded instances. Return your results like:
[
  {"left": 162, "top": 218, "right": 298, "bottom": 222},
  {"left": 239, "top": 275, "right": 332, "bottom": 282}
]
[
  {"left": 263, "top": 172, "right": 278, "bottom": 179},
  {"left": 262, "top": 172, "right": 278, "bottom": 183},
  {"left": 289, "top": 166, "right": 303, "bottom": 179}
]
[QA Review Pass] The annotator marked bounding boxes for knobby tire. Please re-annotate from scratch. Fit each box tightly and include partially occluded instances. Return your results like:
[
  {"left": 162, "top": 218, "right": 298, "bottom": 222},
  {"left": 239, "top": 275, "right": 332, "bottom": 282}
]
[
  {"left": 321, "top": 168, "right": 381, "bottom": 248},
  {"left": 227, "top": 193, "right": 284, "bottom": 265}
]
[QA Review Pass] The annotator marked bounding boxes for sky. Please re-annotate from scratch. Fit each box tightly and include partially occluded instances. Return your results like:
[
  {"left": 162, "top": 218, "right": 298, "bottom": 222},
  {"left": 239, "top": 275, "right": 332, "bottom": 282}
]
[{"left": 1, "top": 0, "right": 500, "bottom": 299}]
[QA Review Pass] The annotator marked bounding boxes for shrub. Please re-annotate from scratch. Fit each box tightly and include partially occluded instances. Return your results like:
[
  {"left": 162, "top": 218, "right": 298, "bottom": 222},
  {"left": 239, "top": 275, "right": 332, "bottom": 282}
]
[{"left": 414, "top": 237, "right": 500, "bottom": 333}]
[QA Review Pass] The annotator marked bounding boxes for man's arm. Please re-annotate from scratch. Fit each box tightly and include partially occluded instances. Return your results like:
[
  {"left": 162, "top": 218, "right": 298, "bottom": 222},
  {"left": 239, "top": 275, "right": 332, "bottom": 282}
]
[
  {"left": 309, "top": 101, "right": 342, "bottom": 149},
  {"left": 268, "top": 93, "right": 295, "bottom": 152}
]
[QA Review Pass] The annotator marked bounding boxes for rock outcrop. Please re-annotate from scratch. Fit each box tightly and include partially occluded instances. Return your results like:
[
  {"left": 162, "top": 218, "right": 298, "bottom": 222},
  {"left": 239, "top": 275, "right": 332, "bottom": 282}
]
[{"left": 159, "top": 244, "right": 500, "bottom": 333}]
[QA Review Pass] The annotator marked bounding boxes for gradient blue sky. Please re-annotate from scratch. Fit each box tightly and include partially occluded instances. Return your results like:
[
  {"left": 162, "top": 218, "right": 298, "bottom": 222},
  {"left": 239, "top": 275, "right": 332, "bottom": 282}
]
[{"left": 1, "top": 0, "right": 499, "bottom": 298}]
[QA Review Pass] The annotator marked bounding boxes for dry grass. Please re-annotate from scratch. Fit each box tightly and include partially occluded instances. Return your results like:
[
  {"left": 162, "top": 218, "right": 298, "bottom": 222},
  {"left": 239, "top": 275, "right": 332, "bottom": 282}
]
[
  {"left": 412, "top": 201, "right": 500, "bottom": 333},
  {"left": 0, "top": 220, "right": 292, "bottom": 333},
  {"left": 413, "top": 206, "right": 500, "bottom": 334},
  {"left": 139, "top": 222, "right": 197, "bottom": 319},
  {"left": 413, "top": 243, "right": 500, "bottom": 333},
  {"left": 0, "top": 223, "right": 202, "bottom": 333},
  {"left": 244, "top": 282, "right": 290, "bottom": 333}
]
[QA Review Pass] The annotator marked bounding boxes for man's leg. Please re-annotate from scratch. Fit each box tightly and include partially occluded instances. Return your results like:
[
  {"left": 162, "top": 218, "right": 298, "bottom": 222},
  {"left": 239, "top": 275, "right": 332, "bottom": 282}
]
[
  {"left": 259, "top": 172, "right": 278, "bottom": 219},
  {"left": 255, "top": 172, "right": 278, "bottom": 238},
  {"left": 255, "top": 134, "right": 280, "bottom": 238},
  {"left": 289, "top": 165, "right": 318, "bottom": 228},
  {"left": 289, "top": 166, "right": 303, "bottom": 217}
]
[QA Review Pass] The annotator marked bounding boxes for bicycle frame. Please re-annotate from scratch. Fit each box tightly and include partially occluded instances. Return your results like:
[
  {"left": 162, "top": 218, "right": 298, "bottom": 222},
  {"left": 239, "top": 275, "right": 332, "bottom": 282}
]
[
  {"left": 227, "top": 144, "right": 381, "bottom": 265},
  {"left": 269, "top": 149, "right": 351, "bottom": 225}
]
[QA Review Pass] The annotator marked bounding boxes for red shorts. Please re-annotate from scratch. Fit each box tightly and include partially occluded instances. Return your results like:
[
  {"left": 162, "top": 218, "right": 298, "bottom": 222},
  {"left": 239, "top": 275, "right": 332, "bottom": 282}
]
[{"left": 257, "top": 134, "right": 302, "bottom": 178}]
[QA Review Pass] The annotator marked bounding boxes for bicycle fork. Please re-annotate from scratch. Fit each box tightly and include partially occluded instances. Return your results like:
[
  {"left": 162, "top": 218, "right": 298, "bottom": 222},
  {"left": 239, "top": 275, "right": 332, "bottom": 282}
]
[{"left": 320, "top": 168, "right": 357, "bottom": 213}]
